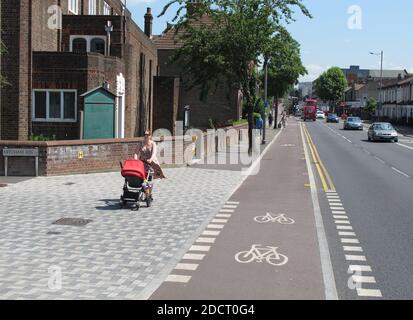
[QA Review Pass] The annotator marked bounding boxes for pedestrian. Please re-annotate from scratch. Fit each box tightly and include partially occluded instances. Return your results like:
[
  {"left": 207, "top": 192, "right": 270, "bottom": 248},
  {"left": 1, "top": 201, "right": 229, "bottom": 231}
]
[
  {"left": 134, "top": 131, "right": 166, "bottom": 197},
  {"left": 268, "top": 113, "right": 274, "bottom": 127},
  {"left": 255, "top": 115, "right": 264, "bottom": 137},
  {"left": 281, "top": 110, "right": 287, "bottom": 128}
]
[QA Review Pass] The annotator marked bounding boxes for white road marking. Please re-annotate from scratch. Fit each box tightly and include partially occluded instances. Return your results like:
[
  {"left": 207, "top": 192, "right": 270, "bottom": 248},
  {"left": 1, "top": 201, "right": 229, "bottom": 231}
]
[
  {"left": 196, "top": 237, "right": 216, "bottom": 244},
  {"left": 339, "top": 232, "right": 356, "bottom": 236},
  {"left": 222, "top": 205, "right": 237, "bottom": 209},
  {"left": 211, "top": 219, "right": 228, "bottom": 224},
  {"left": 216, "top": 214, "right": 231, "bottom": 218},
  {"left": 341, "top": 238, "right": 360, "bottom": 244},
  {"left": 327, "top": 196, "right": 340, "bottom": 199},
  {"left": 330, "top": 207, "right": 345, "bottom": 211},
  {"left": 219, "top": 209, "right": 235, "bottom": 213},
  {"left": 343, "top": 246, "right": 363, "bottom": 252},
  {"left": 328, "top": 199, "right": 342, "bottom": 202},
  {"left": 397, "top": 142, "right": 413, "bottom": 151},
  {"left": 207, "top": 224, "right": 225, "bottom": 229},
  {"left": 345, "top": 255, "right": 366, "bottom": 261},
  {"left": 174, "top": 263, "right": 199, "bottom": 271},
  {"left": 335, "top": 220, "right": 351, "bottom": 225},
  {"left": 374, "top": 156, "right": 385, "bottom": 164},
  {"left": 352, "top": 275, "right": 376, "bottom": 284},
  {"left": 337, "top": 225, "right": 353, "bottom": 230},
  {"left": 189, "top": 245, "right": 211, "bottom": 252},
  {"left": 349, "top": 265, "right": 372, "bottom": 272},
  {"left": 182, "top": 253, "right": 205, "bottom": 260},
  {"left": 332, "top": 211, "right": 347, "bottom": 214},
  {"left": 334, "top": 215, "right": 349, "bottom": 219},
  {"left": 165, "top": 275, "right": 191, "bottom": 283},
  {"left": 356, "top": 288, "right": 382, "bottom": 298},
  {"left": 226, "top": 201, "right": 240, "bottom": 205},
  {"left": 391, "top": 167, "right": 410, "bottom": 178},
  {"left": 202, "top": 230, "right": 220, "bottom": 236}
]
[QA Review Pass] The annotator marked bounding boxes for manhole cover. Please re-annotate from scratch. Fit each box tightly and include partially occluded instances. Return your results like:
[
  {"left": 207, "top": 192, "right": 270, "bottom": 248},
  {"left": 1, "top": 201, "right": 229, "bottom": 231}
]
[
  {"left": 52, "top": 218, "right": 92, "bottom": 227},
  {"left": 0, "top": 184, "right": 7, "bottom": 188}
]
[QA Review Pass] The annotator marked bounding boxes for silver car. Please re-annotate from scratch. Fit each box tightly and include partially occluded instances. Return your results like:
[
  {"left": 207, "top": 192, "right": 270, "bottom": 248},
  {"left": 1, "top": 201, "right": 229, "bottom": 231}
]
[{"left": 367, "top": 122, "right": 398, "bottom": 142}]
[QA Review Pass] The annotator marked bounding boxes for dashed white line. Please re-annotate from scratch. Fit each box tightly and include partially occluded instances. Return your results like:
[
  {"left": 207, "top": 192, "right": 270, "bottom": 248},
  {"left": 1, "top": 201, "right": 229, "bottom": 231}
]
[
  {"left": 391, "top": 167, "right": 410, "bottom": 178},
  {"left": 211, "top": 219, "right": 228, "bottom": 223},
  {"left": 216, "top": 214, "right": 231, "bottom": 218},
  {"left": 337, "top": 225, "right": 353, "bottom": 230},
  {"left": 189, "top": 245, "right": 211, "bottom": 252},
  {"left": 397, "top": 142, "right": 413, "bottom": 151},
  {"left": 374, "top": 156, "right": 385, "bottom": 164},
  {"left": 334, "top": 215, "right": 349, "bottom": 219},
  {"left": 341, "top": 238, "right": 360, "bottom": 244},
  {"left": 343, "top": 246, "right": 363, "bottom": 252},
  {"left": 202, "top": 230, "right": 220, "bottom": 236},
  {"left": 222, "top": 205, "right": 237, "bottom": 209},
  {"left": 219, "top": 209, "right": 235, "bottom": 213},
  {"left": 226, "top": 201, "right": 240, "bottom": 205},
  {"left": 182, "top": 253, "right": 205, "bottom": 260},
  {"left": 207, "top": 224, "right": 225, "bottom": 229},
  {"left": 165, "top": 275, "right": 192, "bottom": 283},
  {"left": 349, "top": 265, "right": 372, "bottom": 272},
  {"left": 332, "top": 211, "right": 347, "bottom": 215},
  {"left": 345, "top": 255, "right": 367, "bottom": 262},
  {"left": 339, "top": 231, "right": 356, "bottom": 237},
  {"left": 352, "top": 275, "right": 377, "bottom": 284},
  {"left": 356, "top": 288, "right": 382, "bottom": 298},
  {"left": 335, "top": 220, "right": 351, "bottom": 225},
  {"left": 174, "top": 263, "right": 199, "bottom": 271},
  {"left": 196, "top": 237, "right": 216, "bottom": 244}
]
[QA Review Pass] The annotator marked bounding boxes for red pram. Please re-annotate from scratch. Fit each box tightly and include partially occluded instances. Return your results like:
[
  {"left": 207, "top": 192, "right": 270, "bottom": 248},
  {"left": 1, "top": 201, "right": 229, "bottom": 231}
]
[{"left": 120, "top": 159, "right": 153, "bottom": 210}]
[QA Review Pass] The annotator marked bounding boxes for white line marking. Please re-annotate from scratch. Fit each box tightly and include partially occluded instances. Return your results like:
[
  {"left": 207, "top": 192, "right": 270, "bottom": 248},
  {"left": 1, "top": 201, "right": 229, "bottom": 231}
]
[
  {"left": 345, "top": 255, "right": 366, "bottom": 261},
  {"left": 165, "top": 275, "right": 191, "bottom": 283},
  {"left": 356, "top": 288, "right": 382, "bottom": 298},
  {"left": 330, "top": 207, "right": 345, "bottom": 210},
  {"left": 343, "top": 246, "right": 363, "bottom": 252},
  {"left": 207, "top": 224, "right": 225, "bottom": 229},
  {"left": 391, "top": 167, "right": 410, "bottom": 178},
  {"left": 397, "top": 143, "right": 413, "bottom": 151},
  {"left": 339, "top": 232, "right": 356, "bottom": 236},
  {"left": 219, "top": 209, "right": 235, "bottom": 213},
  {"left": 352, "top": 275, "right": 376, "bottom": 283},
  {"left": 189, "top": 245, "right": 211, "bottom": 252},
  {"left": 332, "top": 211, "right": 347, "bottom": 214},
  {"left": 334, "top": 215, "right": 349, "bottom": 219},
  {"left": 226, "top": 201, "right": 240, "bottom": 205},
  {"left": 374, "top": 156, "right": 385, "bottom": 164},
  {"left": 174, "top": 263, "right": 199, "bottom": 271},
  {"left": 337, "top": 225, "right": 353, "bottom": 230},
  {"left": 202, "top": 230, "right": 220, "bottom": 236},
  {"left": 335, "top": 220, "right": 351, "bottom": 225},
  {"left": 211, "top": 219, "right": 228, "bottom": 223},
  {"left": 349, "top": 265, "right": 372, "bottom": 272},
  {"left": 196, "top": 237, "right": 216, "bottom": 244},
  {"left": 327, "top": 196, "right": 340, "bottom": 199},
  {"left": 328, "top": 199, "right": 342, "bottom": 202},
  {"left": 222, "top": 205, "right": 237, "bottom": 209},
  {"left": 182, "top": 253, "right": 205, "bottom": 260},
  {"left": 341, "top": 238, "right": 360, "bottom": 244},
  {"left": 301, "top": 122, "right": 338, "bottom": 300},
  {"left": 216, "top": 214, "right": 231, "bottom": 218}
]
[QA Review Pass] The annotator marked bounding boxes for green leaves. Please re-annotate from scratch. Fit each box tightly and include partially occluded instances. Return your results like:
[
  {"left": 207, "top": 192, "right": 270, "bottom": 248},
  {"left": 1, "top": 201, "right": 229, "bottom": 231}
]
[{"left": 314, "top": 67, "right": 347, "bottom": 105}]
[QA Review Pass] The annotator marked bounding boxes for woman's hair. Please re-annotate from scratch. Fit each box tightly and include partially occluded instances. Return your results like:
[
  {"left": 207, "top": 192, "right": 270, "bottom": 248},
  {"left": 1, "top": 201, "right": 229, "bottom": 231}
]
[{"left": 144, "top": 130, "right": 152, "bottom": 136}]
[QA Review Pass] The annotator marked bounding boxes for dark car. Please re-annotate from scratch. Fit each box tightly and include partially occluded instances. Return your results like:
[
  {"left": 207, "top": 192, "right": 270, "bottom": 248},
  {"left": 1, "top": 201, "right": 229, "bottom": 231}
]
[
  {"left": 344, "top": 117, "right": 363, "bottom": 130},
  {"left": 368, "top": 122, "right": 398, "bottom": 142},
  {"left": 326, "top": 113, "right": 340, "bottom": 123}
]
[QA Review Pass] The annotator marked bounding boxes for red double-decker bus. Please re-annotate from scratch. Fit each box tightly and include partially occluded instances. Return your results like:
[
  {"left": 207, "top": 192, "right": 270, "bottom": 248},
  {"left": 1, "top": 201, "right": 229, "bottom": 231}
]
[{"left": 303, "top": 99, "right": 317, "bottom": 121}]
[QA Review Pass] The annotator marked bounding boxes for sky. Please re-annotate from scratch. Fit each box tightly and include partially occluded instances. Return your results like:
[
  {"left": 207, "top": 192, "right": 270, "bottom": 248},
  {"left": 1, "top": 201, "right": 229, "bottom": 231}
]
[{"left": 127, "top": 0, "right": 413, "bottom": 82}]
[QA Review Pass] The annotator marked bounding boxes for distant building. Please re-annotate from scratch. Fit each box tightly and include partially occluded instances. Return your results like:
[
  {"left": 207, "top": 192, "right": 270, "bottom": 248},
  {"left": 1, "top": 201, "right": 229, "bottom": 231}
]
[
  {"left": 341, "top": 65, "right": 408, "bottom": 85},
  {"left": 381, "top": 76, "right": 413, "bottom": 124},
  {"left": 298, "top": 82, "right": 313, "bottom": 99}
]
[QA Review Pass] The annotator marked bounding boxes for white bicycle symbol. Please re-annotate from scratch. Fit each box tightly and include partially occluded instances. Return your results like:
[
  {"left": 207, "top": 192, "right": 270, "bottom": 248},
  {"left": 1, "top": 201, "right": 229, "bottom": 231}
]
[
  {"left": 254, "top": 212, "right": 295, "bottom": 224},
  {"left": 235, "top": 244, "right": 288, "bottom": 266}
]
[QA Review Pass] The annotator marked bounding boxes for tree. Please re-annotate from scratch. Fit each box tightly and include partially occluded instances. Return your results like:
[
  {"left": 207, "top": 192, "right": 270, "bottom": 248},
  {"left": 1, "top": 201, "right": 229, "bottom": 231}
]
[
  {"left": 159, "top": 0, "right": 311, "bottom": 153},
  {"left": 314, "top": 67, "right": 347, "bottom": 110},
  {"left": 265, "top": 27, "right": 307, "bottom": 126},
  {"left": 365, "top": 97, "right": 377, "bottom": 116}
]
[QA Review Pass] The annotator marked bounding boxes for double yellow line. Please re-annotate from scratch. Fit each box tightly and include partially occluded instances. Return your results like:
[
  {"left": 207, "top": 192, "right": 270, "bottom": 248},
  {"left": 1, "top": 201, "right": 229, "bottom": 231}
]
[{"left": 302, "top": 124, "right": 336, "bottom": 192}]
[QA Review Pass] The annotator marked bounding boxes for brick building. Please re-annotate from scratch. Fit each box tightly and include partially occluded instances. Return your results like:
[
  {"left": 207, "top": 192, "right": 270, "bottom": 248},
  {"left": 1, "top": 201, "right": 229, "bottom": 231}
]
[
  {"left": 152, "top": 10, "right": 242, "bottom": 133},
  {"left": 0, "top": 0, "right": 157, "bottom": 140}
]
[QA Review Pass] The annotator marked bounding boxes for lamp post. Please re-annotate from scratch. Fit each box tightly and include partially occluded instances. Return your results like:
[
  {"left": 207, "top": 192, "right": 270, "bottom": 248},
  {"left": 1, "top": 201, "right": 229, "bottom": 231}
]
[
  {"left": 370, "top": 51, "right": 383, "bottom": 120},
  {"left": 262, "top": 58, "right": 268, "bottom": 145}
]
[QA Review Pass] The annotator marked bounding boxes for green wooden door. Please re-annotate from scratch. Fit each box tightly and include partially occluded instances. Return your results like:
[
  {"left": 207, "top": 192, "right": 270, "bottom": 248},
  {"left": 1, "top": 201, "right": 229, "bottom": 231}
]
[{"left": 83, "top": 88, "right": 115, "bottom": 139}]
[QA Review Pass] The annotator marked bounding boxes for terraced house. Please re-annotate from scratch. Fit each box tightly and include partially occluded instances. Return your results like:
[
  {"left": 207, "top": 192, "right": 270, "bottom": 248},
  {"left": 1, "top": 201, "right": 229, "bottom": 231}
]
[
  {"left": 381, "top": 75, "right": 413, "bottom": 124},
  {"left": 0, "top": 0, "right": 157, "bottom": 140}
]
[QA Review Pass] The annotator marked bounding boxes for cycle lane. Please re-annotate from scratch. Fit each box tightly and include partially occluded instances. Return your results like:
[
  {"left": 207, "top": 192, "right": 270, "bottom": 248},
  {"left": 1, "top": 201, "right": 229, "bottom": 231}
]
[{"left": 150, "top": 119, "right": 327, "bottom": 300}]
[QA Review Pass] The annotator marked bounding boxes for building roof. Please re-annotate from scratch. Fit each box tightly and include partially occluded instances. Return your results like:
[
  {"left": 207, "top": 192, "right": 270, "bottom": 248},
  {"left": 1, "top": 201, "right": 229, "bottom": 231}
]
[
  {"left": 368, "top": 69, "right": 408, "bottom": 78},
  {"left": 153, "top": 14, "right": 213, "bottom": 50}
]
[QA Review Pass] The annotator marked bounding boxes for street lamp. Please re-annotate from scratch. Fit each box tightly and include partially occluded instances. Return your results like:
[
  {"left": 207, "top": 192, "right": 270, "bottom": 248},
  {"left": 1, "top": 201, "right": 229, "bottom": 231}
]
[
  {"left": 262, "top": 58, "right": 268, "bottom": 145},
  {"left": 370, "top": 51, "right": 383, "bottom": 120}
]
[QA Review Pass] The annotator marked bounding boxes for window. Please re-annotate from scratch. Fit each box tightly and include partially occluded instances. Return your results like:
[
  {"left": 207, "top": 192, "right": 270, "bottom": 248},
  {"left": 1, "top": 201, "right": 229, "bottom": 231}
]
[
  {"left": 89, "top": 0, "right": 96, "bottom": 15},
  {"left": 68, "top": 0, "right": 78, "bottom": 14},
  {"left": 72, "top": 38, "right": 87, "bottom": 53},
  {"left": 103, "top": 1, "right": 111, "bottom": 15},
  {"left": 33, "top": 90, "right": 77, "bottom": 122},
  {"left": 90, "top": 38, "right": 105, "bottom": 55}
]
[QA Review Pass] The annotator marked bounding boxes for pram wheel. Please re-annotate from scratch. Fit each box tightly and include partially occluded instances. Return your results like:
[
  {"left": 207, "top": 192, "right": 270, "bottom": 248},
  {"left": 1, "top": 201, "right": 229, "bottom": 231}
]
[
  {"left": 146, "top": 196, "right": 152, "bottom": 208},
  {"left": 132, "top": 202, "right": 140, "bottom": 211}
]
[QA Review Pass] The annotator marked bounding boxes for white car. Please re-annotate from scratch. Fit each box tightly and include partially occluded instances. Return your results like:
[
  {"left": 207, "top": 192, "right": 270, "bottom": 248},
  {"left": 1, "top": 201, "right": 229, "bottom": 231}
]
[{"left": 316, "top": 111, "right": 326, "bottom": 119}]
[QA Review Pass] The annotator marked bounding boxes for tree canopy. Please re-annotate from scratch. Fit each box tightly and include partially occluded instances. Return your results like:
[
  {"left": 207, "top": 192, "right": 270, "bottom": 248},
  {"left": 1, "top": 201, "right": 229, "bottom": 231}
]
[{"left": 314, "top": 67, "right": 347, "bottom": 106}]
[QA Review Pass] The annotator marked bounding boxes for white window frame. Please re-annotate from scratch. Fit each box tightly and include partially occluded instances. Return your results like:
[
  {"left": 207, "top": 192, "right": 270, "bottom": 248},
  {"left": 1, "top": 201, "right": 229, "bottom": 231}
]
[
  {"left": 89, "top": 0, "right": 96, "bottom": 15},
  {"left": 68, "top": 0, "right": 79, "bottom": 14},
  {"left": 103, "top": 1, "right": 111, "bottom": 15},
  {"left": 32, "top": 89, "right": 77, "bottom": 123},
  {"left": 69, "top": 35, "right": 106, "bottom": 53}
]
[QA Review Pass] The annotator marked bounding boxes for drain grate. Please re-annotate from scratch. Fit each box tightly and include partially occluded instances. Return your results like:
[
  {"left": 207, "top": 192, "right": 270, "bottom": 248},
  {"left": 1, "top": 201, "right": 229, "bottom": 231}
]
[{"left": 52, "top": 218, "right": 92, "bottom": 227}]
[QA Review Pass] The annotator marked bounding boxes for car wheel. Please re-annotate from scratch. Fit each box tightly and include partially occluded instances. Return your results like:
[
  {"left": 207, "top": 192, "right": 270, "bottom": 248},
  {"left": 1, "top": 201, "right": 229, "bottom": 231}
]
[
  {"left": 368, "top": 135, "right": 371, "bottom": 141},
  {"left": 394, "top": 138, "right": 399, "bottom": 143}
]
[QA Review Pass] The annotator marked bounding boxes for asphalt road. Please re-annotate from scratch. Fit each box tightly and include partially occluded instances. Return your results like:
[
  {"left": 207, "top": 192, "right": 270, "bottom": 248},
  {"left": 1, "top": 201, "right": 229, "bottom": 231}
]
[{"left": 305, "top": 119, "right": 413, "bottom": 300}]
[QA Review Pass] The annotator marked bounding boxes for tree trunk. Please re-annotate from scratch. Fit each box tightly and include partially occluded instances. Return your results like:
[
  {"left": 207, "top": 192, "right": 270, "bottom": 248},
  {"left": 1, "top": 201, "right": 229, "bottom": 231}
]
[{"left": 273, "top": 96, "right": 279, "bottom": 129}]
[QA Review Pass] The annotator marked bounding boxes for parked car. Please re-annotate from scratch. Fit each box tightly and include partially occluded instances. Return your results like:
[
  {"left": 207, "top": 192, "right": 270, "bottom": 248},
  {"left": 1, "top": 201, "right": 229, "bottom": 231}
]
[
  {"left": 326, "top": 113, "right": 340, "bottom": 123},
  {"left": 295, "top": 109, "right": 302, "bottom": 117},
  {"left": 368, "top": 123, "right": 399, "bottom": 142},
  {"left": 316, "top": 110, "right": 326, "bottom": 119},
  {"left": 344, "top": 117, "right": 363, "bottom": 130}
]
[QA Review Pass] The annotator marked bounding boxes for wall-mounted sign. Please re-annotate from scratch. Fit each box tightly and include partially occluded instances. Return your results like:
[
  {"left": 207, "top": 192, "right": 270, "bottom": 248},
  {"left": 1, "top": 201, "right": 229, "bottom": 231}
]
[
  {"left": 78, "top": 151, "right": 84, "bottom": 159},
  {"left": 2, "top": 148, "right": 39, "bottom": 157}
]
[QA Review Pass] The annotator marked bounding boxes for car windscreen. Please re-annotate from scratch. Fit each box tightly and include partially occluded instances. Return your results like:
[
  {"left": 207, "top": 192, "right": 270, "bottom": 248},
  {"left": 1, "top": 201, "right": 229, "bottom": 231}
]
[
  {"left": 348, "top": 118, "right": 361, "bottom": 122},
  {"left": 329, "top": 114, "right": 338, "bottom": 117},
  {"left": 375, "top": 123, "right": 394, "bottom": 130}
]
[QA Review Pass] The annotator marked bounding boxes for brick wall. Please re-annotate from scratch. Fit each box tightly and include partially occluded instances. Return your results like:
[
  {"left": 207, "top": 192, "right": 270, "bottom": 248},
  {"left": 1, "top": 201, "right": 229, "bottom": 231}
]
[{"left": 153, "top": 76, "right": 180, "bottom": 134}]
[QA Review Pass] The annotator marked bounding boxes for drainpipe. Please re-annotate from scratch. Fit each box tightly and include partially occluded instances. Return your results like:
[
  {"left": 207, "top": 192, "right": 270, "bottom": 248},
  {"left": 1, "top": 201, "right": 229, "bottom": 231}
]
[{"left": 105, "top": 20, "right": 113, "bottom": 56}]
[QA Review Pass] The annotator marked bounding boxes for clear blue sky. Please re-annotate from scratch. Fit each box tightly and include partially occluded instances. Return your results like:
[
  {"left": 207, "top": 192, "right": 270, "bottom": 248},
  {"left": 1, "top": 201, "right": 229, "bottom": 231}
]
[{"left": 127, "top": 0, "right": 412, "bottom": 82}]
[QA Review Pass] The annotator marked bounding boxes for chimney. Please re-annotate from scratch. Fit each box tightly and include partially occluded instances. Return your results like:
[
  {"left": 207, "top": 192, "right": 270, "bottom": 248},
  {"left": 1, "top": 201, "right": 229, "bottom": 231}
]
[{"left": 144, "top": 7, "right": 153, "bottom": 38}]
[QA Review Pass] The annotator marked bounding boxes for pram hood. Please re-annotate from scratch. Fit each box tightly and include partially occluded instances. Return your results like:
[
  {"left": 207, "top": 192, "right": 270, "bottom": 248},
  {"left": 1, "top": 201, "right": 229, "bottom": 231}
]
[{"left": 121, "top": 159, "right": 146, "bottom": 179}]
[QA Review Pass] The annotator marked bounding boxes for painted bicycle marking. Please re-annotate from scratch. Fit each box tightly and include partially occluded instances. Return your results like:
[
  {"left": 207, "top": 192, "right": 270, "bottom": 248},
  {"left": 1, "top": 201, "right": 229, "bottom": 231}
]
[
  {"left": 235, "top": 244, "right": 288, "bottom": 266},
  {"left": 254, "top": 212, "right": 295, "bottom": 224}
]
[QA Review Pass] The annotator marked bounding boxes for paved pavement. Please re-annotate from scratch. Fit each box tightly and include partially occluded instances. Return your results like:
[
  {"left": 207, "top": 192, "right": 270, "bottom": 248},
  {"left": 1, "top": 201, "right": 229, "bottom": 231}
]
[
  {"left": 151, "top": 118, "right": 332, "bottom": 300},
  {"left": 306, "top": 119, "right": 413, "bottom": 299}
]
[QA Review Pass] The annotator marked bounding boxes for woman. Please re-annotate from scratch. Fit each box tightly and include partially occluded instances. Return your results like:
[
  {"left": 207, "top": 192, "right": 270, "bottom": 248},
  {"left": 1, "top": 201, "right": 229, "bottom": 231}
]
[{"left": 134, "top": 130, "right": 166, "bottom": 181}]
